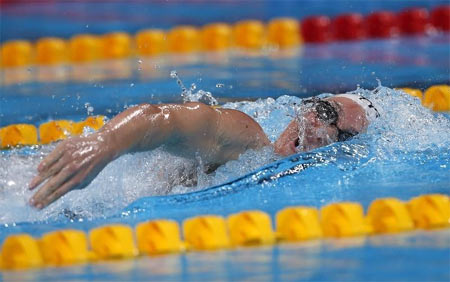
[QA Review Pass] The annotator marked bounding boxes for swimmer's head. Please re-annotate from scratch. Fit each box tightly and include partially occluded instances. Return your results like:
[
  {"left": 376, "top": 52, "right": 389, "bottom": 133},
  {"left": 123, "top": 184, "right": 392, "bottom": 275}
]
[{"left": 274, "top": 94, "right": 380, "bottom": 156}]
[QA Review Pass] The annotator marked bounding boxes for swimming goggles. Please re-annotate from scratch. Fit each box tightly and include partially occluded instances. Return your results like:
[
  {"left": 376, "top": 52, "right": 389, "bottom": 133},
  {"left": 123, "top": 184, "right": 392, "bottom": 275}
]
[{"left": 302, "top": 97, "right": 357, "bottom": 142}]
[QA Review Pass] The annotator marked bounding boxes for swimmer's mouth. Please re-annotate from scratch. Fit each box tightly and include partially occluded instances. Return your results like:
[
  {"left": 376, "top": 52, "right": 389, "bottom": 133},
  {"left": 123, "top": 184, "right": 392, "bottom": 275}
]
[
  {"left": 289, "top": 137, "right": 300, "bottom": 153},
  {"left": 294, "top": 137, "right": 300, "bottom": 148}
]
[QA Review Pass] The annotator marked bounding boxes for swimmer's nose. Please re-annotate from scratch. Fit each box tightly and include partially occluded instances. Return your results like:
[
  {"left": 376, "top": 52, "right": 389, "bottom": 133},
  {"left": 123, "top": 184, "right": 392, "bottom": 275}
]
[{"left": 274, "top": 139, "right": 297, "bottom": 156}]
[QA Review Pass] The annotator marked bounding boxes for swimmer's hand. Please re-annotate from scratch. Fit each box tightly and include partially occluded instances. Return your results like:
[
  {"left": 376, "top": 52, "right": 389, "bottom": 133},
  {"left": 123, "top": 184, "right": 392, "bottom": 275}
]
[{"left": 28, "top": 134, "right": 114, "bottom": 209}]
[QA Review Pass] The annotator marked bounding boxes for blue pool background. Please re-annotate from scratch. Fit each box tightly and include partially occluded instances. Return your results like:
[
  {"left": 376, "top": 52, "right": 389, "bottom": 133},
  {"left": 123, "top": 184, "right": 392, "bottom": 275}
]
[
  {"left": 1, "top": 1, "right": 450, "bottom": 281},
  {"left": 1, "top": 0, "right": 449, "bottom": 42}
]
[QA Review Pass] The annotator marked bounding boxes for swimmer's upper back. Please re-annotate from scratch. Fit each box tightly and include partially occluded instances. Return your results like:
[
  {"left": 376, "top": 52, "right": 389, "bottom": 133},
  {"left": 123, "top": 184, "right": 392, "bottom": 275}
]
[{"left": 162, "top": 102, "right": 269, "bottom": 163}]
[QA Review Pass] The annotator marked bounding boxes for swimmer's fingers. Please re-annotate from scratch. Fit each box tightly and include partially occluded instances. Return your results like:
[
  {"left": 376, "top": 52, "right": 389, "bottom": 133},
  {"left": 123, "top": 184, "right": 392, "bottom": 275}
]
[
  {"left": 29, "top": 165, "right": 78, "bottom": 208},
  {"left": 36, "top": 178, "right": 79, "bottom": 209},
  {"left": 29, "top": 154, "right": 67, "bottom": 190},
  {"left": 37, "top": 142, "right": 66, "bottom": 172}
]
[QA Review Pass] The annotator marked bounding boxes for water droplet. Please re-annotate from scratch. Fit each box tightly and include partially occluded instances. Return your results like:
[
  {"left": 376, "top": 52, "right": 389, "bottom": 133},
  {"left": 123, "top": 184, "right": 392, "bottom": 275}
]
[
  {"left": 216, "top": 83, "right": 224, "bottom": 88},
  {"left": 130, "top": 83, "right": 135, "bottom": 87},
  {"left": 138, "top": 59, "right": 142, "bottom": 64},
  {"left": 85, "top": 102, "right": 94, "bottom": 115},
  {"left": 170, "top": 70, "right": 177, "bottom": 78}
]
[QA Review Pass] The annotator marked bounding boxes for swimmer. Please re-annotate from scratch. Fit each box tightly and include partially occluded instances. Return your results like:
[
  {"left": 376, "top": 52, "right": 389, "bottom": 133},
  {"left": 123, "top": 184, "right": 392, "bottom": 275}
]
[{"left": 28, "top": 94, "right": 380, "bottom": 209}]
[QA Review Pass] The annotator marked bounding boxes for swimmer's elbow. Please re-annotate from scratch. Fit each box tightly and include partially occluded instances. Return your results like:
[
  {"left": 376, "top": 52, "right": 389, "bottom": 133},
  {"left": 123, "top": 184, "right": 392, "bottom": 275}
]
[
  {"left": 137, "top": 103, "right": 162, "bottom": 116},
  {"left": 183, "top": 102, "right": 216, "bottom": 114},
  {"left": 136, "top": 103, "right": 175, "bottom": 124}
]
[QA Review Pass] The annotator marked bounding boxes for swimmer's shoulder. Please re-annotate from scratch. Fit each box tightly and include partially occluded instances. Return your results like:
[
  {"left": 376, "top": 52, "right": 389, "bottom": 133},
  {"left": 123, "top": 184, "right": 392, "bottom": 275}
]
[
  {"left": 213, "top": 106, "right": 270, "bottom": 147},
  {"left": 163, "top": 102, "right": 266, "bottom": 142},
  {"left": 213, "top": 107, "right": 257, "bottom": 125}
]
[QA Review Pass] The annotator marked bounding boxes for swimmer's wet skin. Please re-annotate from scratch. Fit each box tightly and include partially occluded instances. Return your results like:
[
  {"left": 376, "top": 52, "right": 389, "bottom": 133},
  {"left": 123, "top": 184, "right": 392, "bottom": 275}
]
[{"left": 29, "top": 94, "right": 378, "bottom": 209}]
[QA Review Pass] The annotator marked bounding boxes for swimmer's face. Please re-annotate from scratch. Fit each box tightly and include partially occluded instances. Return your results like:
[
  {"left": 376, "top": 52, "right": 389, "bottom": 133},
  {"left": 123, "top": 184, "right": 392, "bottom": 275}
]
[{"left": 274, "top": 96, "right": 369, "bottom": 156}]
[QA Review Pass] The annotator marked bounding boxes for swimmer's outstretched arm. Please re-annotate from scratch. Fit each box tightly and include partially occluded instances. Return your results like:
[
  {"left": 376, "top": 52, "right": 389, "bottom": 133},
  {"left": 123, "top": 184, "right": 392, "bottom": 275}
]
[
  {"left": 29, "top": 102, "right": 269, "bottom": 209},
  {"left": 28, "top": 103, "right": 216, "bottom": 209}
]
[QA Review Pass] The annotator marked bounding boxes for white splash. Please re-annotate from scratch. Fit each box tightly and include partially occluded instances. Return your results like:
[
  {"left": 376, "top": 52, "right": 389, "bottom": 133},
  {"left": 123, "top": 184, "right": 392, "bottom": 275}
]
[{"left": 170, "top": 71, "right": 218, "bottom": 105}]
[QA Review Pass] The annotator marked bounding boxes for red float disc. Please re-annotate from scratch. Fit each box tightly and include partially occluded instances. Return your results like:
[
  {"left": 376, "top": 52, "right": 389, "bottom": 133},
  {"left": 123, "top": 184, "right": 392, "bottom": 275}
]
[
  {"left": 333, "top": 13, "right": 365, "bottom": 41},
  {"left": 366, "top": 11, "right": 398, "bottom": 38},
  {"left": 398, "top": 8, "right": 429, "bottom": 35},
  {"left": 301, "top": 15, "right": 332, "bottom": 43},
  {"left": 431, "top": 5, "right": 450, "bottom": 31}
]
